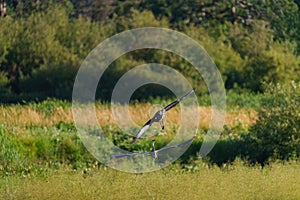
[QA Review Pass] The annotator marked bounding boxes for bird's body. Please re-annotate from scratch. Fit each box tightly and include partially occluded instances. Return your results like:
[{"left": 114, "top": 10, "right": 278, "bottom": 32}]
[{"left": 130, "top": 88, "right": 195, "bottom": 144}]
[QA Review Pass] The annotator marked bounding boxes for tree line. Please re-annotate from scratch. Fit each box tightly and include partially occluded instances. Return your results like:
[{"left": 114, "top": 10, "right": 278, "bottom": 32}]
[{"left": 0, "top": 0, "right": 299, "bottom": 102}]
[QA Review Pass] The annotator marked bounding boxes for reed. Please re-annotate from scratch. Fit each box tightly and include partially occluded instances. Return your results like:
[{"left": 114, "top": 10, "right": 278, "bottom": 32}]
[{"left": 0, "top": 103, "right": 257, "bottom": 129}]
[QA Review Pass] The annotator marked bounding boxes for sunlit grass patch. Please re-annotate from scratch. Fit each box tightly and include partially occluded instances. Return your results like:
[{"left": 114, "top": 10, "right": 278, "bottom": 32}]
[
  {"left": 0, "top": 102, "right": 257, "bottom": 129},
  {"left": 1, "top": 161, "right": 299, "bottom": 200}
]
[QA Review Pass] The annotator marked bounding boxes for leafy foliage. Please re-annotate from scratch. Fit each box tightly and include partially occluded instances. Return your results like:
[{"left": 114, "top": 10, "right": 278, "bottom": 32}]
[
  {"left": 0, "top": 1, "right": 300, "bottom": 101},
  {"left": 248, "top": 82, "right": 300, "bottom": 162},
  {"left": 0, "top": 4, "right": 110, "bottom": 100}
]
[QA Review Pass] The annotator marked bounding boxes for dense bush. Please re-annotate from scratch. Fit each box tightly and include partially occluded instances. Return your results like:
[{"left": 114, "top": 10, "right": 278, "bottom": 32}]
[
  {"left": 225, "top": 22, "right": 300, "bottom": 91},
  {"left": 248, "top": 82, "right": 300, "bottom": 162},
  {"left": 0, "top": 4, "right": 112, "bottom": 100}
]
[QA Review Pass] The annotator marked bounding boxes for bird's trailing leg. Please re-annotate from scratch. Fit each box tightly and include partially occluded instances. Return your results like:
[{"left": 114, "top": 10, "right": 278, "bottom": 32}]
[
  {"left": 160, "top": 120, "right": 164, "bottom": 130},
  {"left": 158, "top": 120, "right": 165, "bottom": 136}
]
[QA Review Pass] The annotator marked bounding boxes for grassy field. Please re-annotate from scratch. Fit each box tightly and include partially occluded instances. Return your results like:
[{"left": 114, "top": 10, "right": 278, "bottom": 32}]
[
  {"left": 0, "top": 99, "right": 299, "bottom": 199},
  {"left": 0, "top": 101, "right": 256, "bottom": 129},
  {"left": 1, "top": 161, "right": 300, "bottom": 200}
]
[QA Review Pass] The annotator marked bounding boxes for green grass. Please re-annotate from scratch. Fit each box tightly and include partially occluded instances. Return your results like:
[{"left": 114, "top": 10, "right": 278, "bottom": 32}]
[
  {"left": 1, "top": 161, "right": 300, "bottom": 200},
  {"left": 0, "top": 98, "right": 258, "bottom": 176},
  {"left": 0, "top": 97, "right": 299, "bottom": 199}
]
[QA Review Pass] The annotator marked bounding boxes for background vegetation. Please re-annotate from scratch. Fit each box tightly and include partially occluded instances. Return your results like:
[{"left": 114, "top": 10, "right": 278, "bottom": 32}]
[
  {"left": 0, "top": 0, "right": 299, "bottom": 102},
  {"left": 0, "top": 1, "right": 300, "bottom": 199}
]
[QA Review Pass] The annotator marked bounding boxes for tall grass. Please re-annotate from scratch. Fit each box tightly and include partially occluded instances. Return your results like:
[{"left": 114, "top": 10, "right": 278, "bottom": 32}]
[
  {"left": 0, "top": 97, "right": 299, "bottom": 199},
  {"left": 1, "top": 160, "right": 300, "bottom": 200},
  {"left": 0, "top": 101, "right": 257, "bottom": 129},
  {"left": 0, "top": 125, "right": 24, "bottom": 175},
  {"left": 0, "top": 99, "right": 258, "bottom": 176}
]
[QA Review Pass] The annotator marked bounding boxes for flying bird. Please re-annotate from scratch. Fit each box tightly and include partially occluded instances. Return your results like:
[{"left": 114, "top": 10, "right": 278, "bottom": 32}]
[
  {"left": 130, "top": 88, "right": 195, "bottom": 144},
  {"left": 111, "top": 136, "right": 195, "bottom": 159}
]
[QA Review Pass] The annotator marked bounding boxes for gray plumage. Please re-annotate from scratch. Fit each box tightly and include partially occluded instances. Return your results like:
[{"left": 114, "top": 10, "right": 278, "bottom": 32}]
[{"left": 130, "top": 88, "right": 195, "bottom": 144}]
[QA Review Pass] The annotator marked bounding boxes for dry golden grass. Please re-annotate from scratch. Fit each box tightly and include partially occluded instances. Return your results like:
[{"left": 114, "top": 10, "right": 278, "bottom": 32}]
[
  {"left": 0, "top": 104, "right": 257, "bottom": 129},
  {"left": 1, "top": 161, "right": 300, "bottom": 200}
]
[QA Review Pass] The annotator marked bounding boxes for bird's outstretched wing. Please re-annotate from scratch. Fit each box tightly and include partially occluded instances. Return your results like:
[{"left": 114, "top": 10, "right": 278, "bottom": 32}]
[
  {"left": 130, "top": 119, "right": 152, "bottom": 144},
  {"left": 110, "top": 153, "right": 137, "bottom": 158},
  {"left": 156, "top": 136, "right": 195, "bottom": 152},
  {"left": 111, "top": 136, "right": 195, "bottom": 158},
  {"left": 110, "top": 150, "right": 153, "bottom": 158},
  {"left": 164, "top": 88, "right": 195, "bottom": 111}
]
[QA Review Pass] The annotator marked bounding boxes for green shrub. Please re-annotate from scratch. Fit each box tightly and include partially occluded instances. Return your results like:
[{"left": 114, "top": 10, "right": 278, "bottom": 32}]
[
  {"left": 0, "top": 125, "right": 24, "bottom": 175},
  {"left": 248, "top": 82, "right": 300, "bottom": 162}
]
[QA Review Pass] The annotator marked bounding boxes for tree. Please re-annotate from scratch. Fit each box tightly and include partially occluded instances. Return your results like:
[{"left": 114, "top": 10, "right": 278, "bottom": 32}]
[
  {"left": 0, "top": 5, "right": 74, "bottom": 94},
  {"left": 70, "top": 0, "right": 119, "bottom": 21},
  {"left": 4, "top": 0, "right": 74, "bottom": 17}
]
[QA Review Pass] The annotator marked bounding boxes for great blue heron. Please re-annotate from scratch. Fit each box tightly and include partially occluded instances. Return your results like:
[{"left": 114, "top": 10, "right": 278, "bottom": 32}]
[
  {"left": 111, "top": 136, "right": 195, "bottom": 159},
  {"left": 130, "top": 88, "right": 195, "bottom": 144}
]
